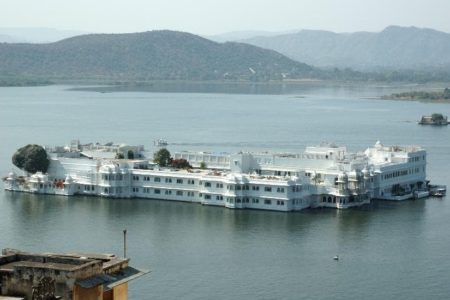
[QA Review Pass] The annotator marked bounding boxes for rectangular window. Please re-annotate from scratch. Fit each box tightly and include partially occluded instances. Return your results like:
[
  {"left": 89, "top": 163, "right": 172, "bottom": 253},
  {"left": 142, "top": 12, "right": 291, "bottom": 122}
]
[
  {"left": 154, "top": 189, "right": 161, "bottom": 194},
  {"left": 165, "top": 178, "right": 172, "bottom": 183},
  {"left": 205, "top": 182, "right": 211, "bottom": 187},
  {"left": 154, "top": 177, "right": 161, "bottom": 182},
  {"left": 204, "top": 194, "right": 211, "bottom": 200},
  {"left": 176, "top": 191, "right": 183, "bottom": 196},
  {"left": 264, "top": 199, "right": 272, "bottom": 205},
  {"left": 264, "top": 187, "right": 272, "bottom": 192}
]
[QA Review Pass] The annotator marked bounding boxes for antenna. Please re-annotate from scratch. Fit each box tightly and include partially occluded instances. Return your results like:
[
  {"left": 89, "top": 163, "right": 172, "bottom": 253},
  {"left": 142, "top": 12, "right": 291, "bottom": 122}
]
[{"left": 123, "top": 229, "right": 127, "bottom": 258}]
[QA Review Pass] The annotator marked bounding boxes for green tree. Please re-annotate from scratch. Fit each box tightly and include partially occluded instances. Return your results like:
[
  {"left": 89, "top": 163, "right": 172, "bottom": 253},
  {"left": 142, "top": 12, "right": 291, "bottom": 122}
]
[
  {"left": 200, "top": 161, "right": 207, "bottom": 169},
  {"left": 127, "top": 150, "right": 135, "bottom": 159},
  {"left": 431, "top": 113, "right": 444, "bottom": 121},
  {"left": 153, "top": 148, "right": 171, "bottom": 167},
  {"left": 12, "top": 144, "right": 50, "bottom": 174}
]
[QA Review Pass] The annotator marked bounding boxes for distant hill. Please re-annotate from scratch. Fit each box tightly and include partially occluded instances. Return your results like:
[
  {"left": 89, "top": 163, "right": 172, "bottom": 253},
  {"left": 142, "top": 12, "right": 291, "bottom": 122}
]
[
  {"left": 240, "top": 26, "right": 450, "bottom": 71},
  {"left": 206, "top": 30, "right": 299, "bottom": 43},
  {"left": 0, "top": 34, "right": 20, "bottom": 43},
  {"left": 0, "top": 27, "right": 89, "bottom": 43},
  {"left": 0, "top": 30, "right": 314, "bottom": 81}
]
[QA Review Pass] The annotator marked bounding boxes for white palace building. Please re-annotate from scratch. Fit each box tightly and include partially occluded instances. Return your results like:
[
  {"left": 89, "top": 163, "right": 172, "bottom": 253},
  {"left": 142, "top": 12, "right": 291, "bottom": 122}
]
[{"left": 3, "top": 140, "right": 429, "bottom": 212}]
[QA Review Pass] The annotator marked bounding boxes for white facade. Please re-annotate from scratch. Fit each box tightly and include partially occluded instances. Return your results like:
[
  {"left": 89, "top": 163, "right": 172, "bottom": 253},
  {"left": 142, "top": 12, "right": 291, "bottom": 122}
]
[{"left": 3, "top": 141, "right": 429, "bottom": 212}]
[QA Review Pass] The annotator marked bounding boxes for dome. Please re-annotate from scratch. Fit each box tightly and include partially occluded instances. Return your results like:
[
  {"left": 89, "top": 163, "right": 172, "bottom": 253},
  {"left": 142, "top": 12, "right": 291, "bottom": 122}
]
[
  {"left": 99, "top": 165, "right": 111, "bottom": 173},
  {"left": 8, "top": 172, "right": 16, "bottom": 179},
  {"left": 65, "top": 175, "right": 73, "bottom": 184}
]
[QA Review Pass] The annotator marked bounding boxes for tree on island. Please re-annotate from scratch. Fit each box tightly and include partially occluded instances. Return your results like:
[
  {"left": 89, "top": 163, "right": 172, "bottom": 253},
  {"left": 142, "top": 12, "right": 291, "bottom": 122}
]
[
  {"left": 12, "top": 144, "right": 50, "bottom": 174},
  {"left": 153, "top": 148, "right": 172, "bottom": 167},
  {"left": 431, "top": 113, "right": 444, "bottom": 121},
  {"left": 170, "top": 158, "right": 192, "bottom": 169}
]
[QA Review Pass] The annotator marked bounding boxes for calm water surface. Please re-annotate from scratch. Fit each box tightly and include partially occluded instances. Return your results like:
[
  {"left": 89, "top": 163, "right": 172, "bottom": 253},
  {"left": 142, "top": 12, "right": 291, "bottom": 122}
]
[{"left": 1, "top": 85, "right": 450, "bottom": 299}]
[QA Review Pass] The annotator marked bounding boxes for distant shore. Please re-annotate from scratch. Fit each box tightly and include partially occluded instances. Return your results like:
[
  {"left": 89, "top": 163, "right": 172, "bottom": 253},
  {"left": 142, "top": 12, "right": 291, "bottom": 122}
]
[{"left": 380, "top": 88, "right": 450, "bottom": 103}]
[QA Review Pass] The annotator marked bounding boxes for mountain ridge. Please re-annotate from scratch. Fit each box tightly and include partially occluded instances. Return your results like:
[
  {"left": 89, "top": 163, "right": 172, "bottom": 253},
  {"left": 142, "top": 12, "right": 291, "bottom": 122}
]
[
  {"left": 239, "top": 26, "right": 450, "bottom": 71},
  {"left": 0, "top": 30, "right": 314, "bottom": 81}
]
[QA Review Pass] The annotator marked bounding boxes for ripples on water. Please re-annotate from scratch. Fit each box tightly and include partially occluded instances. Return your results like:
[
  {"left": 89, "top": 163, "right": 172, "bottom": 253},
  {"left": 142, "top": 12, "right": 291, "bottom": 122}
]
[{"left": 0, "top": 84, "right": 450, "bottom": 299}]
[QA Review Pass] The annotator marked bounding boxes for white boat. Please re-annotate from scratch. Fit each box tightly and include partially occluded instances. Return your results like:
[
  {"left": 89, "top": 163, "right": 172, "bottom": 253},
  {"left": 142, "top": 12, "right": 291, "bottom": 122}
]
[
  {"left": 429, "top": 185, "right": 446, "bottom": 197},
  {"left": 154, "top": 139, "right": 168, "bottom": 147}
]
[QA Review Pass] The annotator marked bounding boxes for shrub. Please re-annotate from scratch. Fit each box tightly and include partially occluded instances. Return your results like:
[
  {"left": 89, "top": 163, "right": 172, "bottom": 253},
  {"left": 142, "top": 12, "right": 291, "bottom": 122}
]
[{"left": 171, "top": 158, "right": 192, "bottom": 169}]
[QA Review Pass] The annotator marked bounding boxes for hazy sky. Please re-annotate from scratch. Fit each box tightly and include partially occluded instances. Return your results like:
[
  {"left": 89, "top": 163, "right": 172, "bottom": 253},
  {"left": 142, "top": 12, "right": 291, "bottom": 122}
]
[{"left": 2, "top": 0, "right": 450, "bottom": 35}]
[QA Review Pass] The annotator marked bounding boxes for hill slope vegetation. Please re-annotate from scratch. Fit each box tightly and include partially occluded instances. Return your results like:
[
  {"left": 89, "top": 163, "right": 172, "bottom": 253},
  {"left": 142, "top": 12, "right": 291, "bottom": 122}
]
[{"left": 0, "top": 30, "right": 314, "bottom": 81}]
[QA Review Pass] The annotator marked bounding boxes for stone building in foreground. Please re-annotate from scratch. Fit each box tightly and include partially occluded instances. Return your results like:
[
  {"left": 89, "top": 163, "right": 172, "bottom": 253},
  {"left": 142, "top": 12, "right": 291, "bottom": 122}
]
[{"left": 0, "top": 249, "right": 147, "bottom": 300}]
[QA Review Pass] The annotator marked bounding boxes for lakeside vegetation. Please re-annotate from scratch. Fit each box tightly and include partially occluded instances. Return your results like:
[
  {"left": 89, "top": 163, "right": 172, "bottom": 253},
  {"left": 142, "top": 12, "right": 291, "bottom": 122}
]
[
  {"left": 382, "top": 88, "right": 450, "bottom": 102},
  {"left": 0, "top": 77, "right": 53, "bottom": 87}
]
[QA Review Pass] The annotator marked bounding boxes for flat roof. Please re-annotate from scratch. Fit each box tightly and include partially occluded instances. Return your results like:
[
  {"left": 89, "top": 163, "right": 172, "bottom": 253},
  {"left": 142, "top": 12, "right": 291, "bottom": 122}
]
[{"left": 0, "top": 260, "right": 81, "bottom": 272}]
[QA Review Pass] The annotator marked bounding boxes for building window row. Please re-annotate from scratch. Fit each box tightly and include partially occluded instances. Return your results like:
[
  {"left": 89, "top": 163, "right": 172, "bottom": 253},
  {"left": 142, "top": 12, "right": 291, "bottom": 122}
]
[
  {"left": 274, "top": 171, "right": 291, "bottom": 176},
  {"left": 383, "top": 169, "right": 409, "bottom": 180},
  {"left": 291, "top": 186, "right": 302, "bottom": 192},
  {"left": 84, "top": 185, "right": 95, "bottom": 191},
  {"left": 103, "top": 174, "right": 124, "bottom": 181},
  {"left": 408, "top": 156, "right": 422, "bottom": 162}
]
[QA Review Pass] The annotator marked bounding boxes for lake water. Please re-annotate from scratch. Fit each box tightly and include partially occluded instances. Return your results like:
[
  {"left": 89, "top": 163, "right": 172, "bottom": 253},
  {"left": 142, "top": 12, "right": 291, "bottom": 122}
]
[{"left": 1, "top": 84, "right": 450, "bottom": 299}]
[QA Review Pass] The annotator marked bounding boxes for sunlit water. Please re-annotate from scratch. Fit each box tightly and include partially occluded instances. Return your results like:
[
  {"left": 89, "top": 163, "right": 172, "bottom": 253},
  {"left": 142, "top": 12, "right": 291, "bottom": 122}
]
[{"left": 1, "top": 85, "right": 450, "bottom": 299}]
